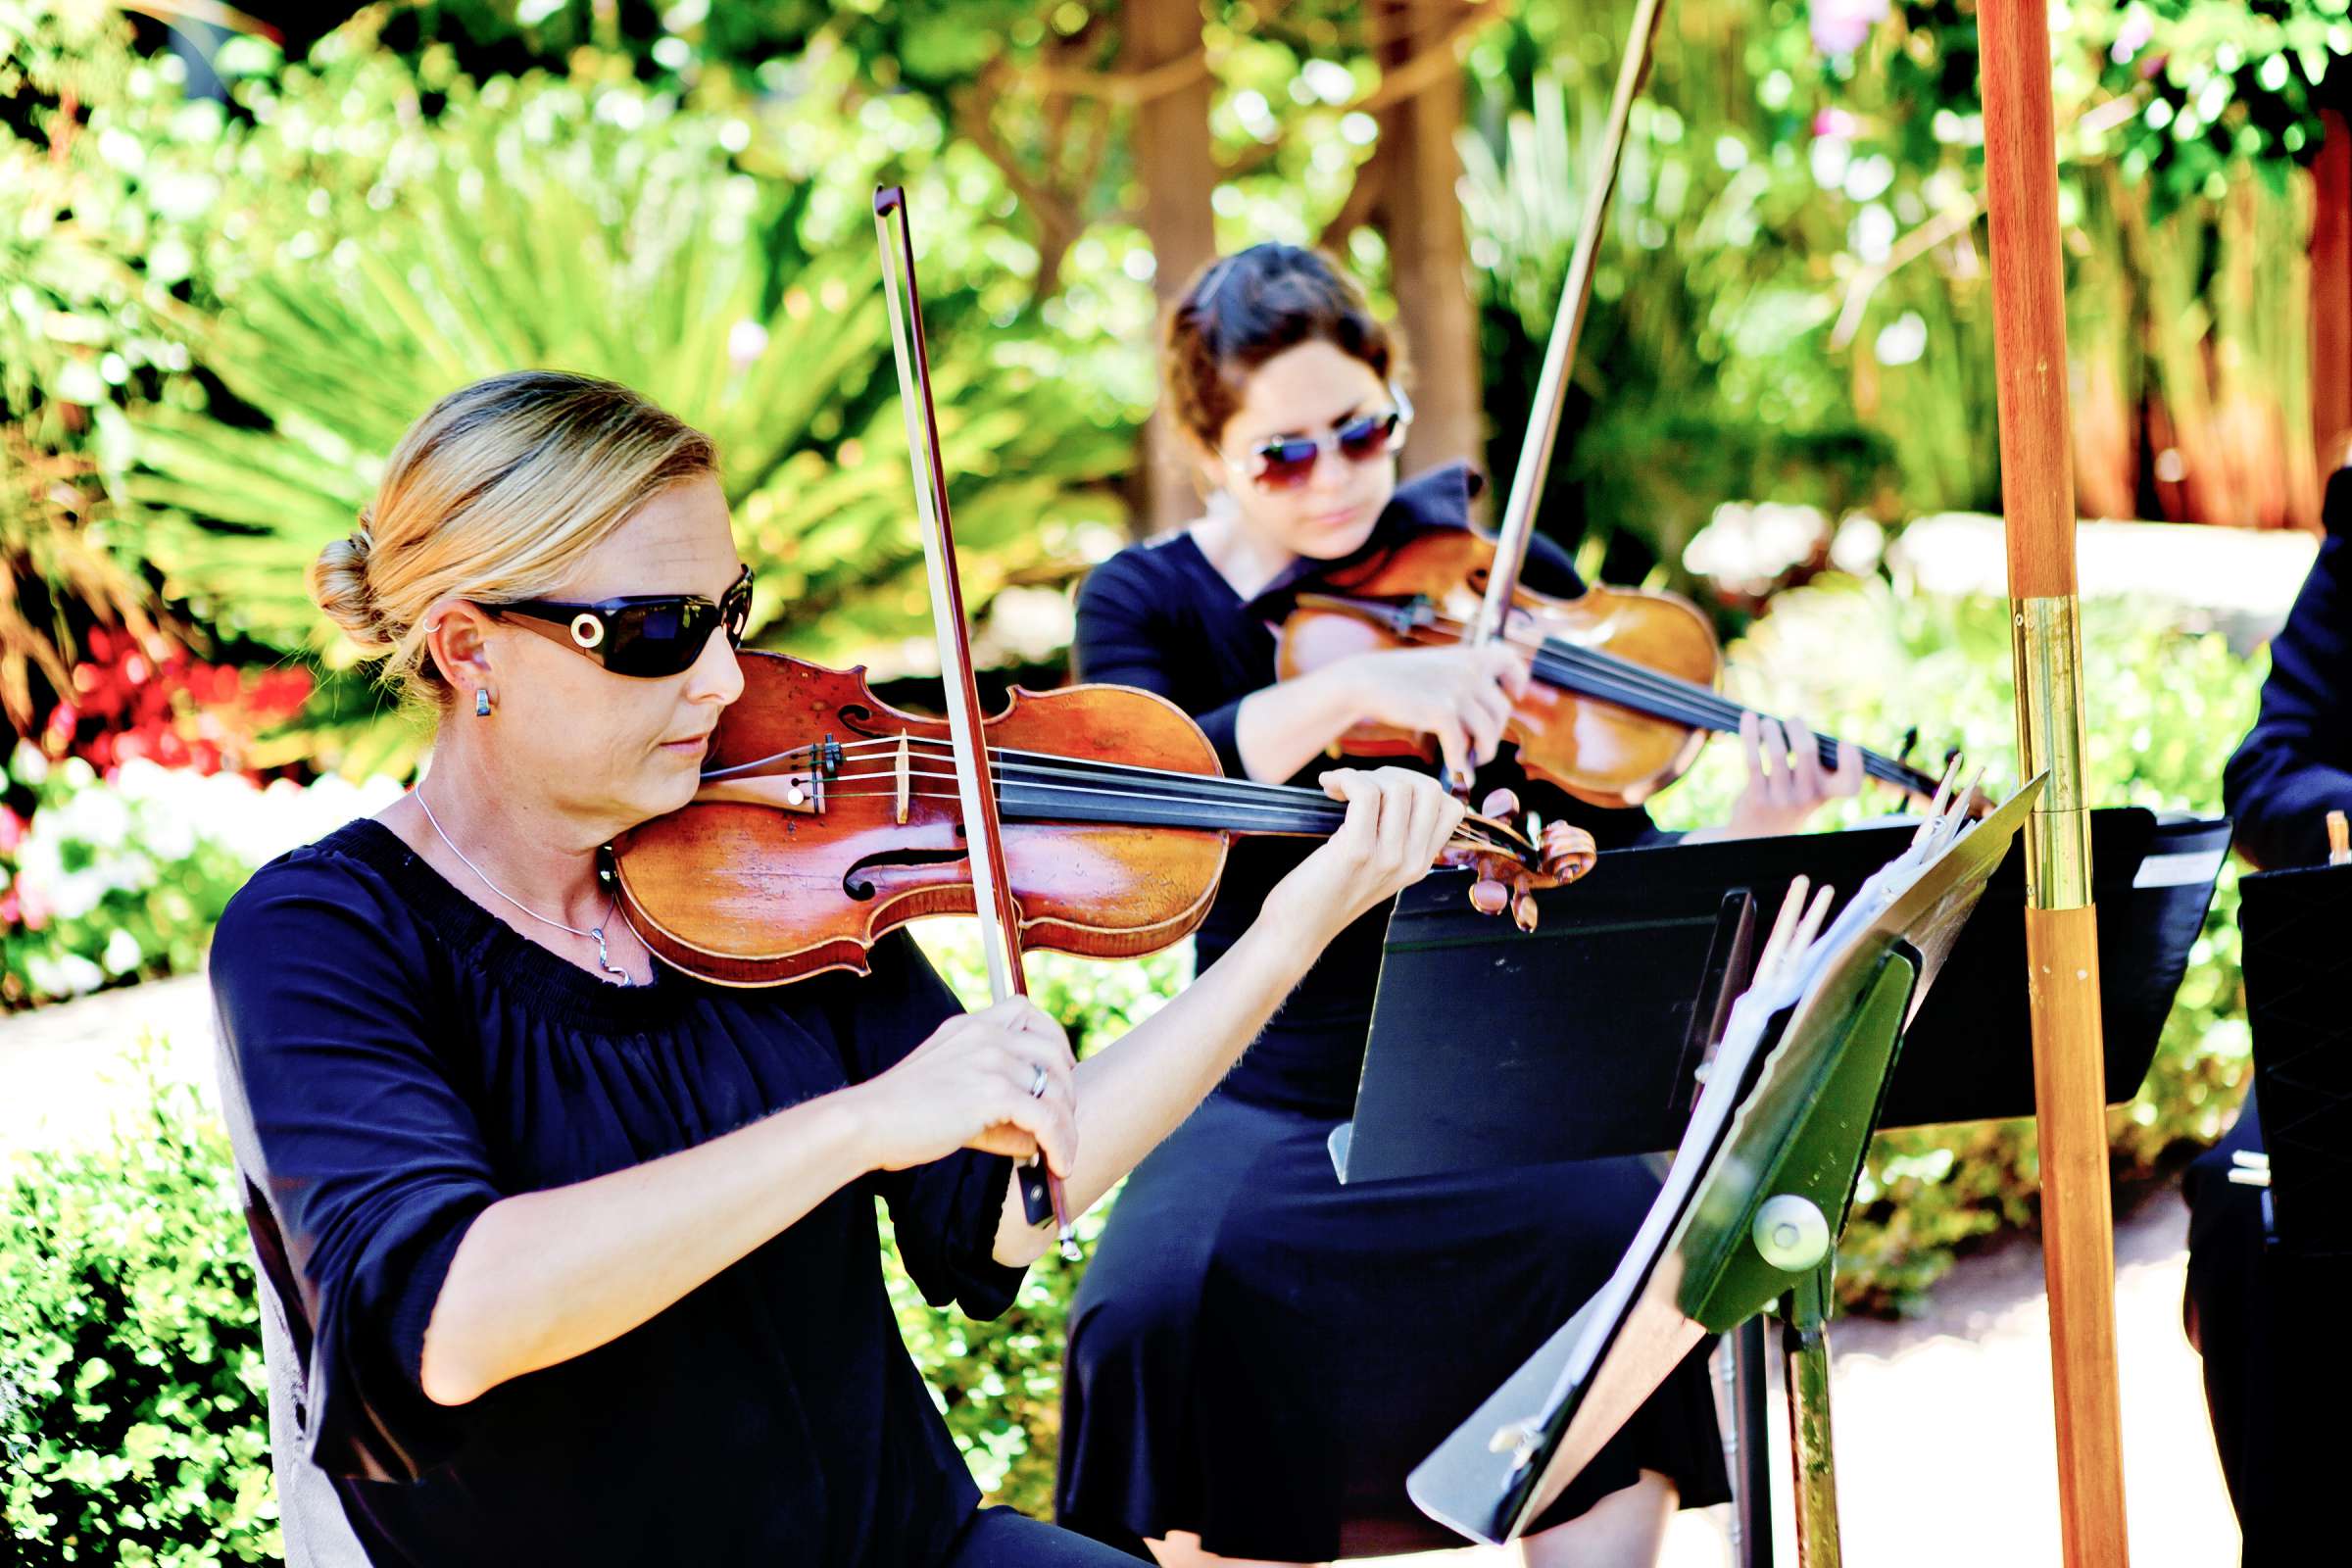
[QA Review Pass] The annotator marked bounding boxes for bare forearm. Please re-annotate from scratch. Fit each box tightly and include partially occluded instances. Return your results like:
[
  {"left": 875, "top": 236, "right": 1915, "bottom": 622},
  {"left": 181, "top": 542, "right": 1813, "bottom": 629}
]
[
  {"left": 992, "top": 910, "right": 1322, "bottom": 1263},
  {"left": 1232, "top": 663, "right": 1365, "bottom": 783},
  {"left": 421, "top": 1094, "right": 868, "bottom": 1405}
]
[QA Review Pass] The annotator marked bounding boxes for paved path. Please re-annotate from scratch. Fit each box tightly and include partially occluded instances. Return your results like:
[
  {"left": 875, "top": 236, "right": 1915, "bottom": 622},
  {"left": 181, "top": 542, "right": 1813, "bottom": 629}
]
[
  {"left": 0, "top": 971, "right": 218, "bottom": 1150},
  {"left": 1362, "top": 1188, "right": 2235, "bottom": 1568},
  {"left": 5, "top": 977, "right": 2240, "bottom": 1564}
]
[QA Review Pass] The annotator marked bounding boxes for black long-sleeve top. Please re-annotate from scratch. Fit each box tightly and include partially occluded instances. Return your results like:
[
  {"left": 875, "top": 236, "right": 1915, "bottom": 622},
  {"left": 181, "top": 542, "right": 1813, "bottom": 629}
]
[
  {"left": 209, "top": 817, "right": 1022, "bottom": 1566},
  {"left": 2226, "top": 469, "right": 2352, "bottom": 869},
  {"left": 1072, "top": 463, "right": 1654, "bottom": 1116}
]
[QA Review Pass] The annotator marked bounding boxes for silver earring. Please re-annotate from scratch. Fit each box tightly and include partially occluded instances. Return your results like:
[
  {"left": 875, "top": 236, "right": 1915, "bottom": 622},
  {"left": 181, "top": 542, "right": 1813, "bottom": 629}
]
[{"left": 474, "top": 687, "right": 492, "bottom": 717}]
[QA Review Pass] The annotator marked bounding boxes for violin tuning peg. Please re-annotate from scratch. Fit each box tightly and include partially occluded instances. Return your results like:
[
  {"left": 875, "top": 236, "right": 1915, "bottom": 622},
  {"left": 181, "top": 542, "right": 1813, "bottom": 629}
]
[
  {"left": 1480, "top": 787, "right": 1521, "bottom": 820},
  {"left": 1469, "top": 877, "right": 1510, "bottom": 916},
  {"left": 1512, "top": 873, "right": 1539, "bottom": 933}
]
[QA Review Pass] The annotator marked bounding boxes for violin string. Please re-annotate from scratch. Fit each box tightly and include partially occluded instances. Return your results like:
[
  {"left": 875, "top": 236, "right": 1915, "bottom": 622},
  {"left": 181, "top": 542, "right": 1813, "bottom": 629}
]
[
  {"left": 1400, "top": 609, "right": 1936, "bottom": 793},
  {"left": 808, "top": 765, "right": 1527, "bottom": 845},
  {"left": 818, "top": 766, "right": 1370, "bottom": 823},
  {"left": 711, "top": 737, "right": 1545, "bottom": 860},
  {"left": 1525, "top": 645, "right": 1932, "bottom": 790},
  {"left": 728, "top": 735, "right": 1431, "bottom": 820},
  {"left": 710, "top": 741, "right": 1539, "bottom": 859},
  {"left": 1414, "top": 610, "right": 1767, "bottom": 731},
  {"left": 1522, "top": 643, "right": 1932, "bottom": 792},
  {"left": 791, "top": 783, "right": 1525, "bottom": 858},
  {"left": 947, "top": 751, "right": 1550, "bottom": 847},
  {"left": 796, "top": 779, "right": 1519, "bottom": 849}
]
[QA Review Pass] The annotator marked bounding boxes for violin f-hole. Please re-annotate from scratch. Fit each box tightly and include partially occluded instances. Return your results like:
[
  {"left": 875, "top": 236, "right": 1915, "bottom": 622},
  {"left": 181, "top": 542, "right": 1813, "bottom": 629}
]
[{"left": 842, "top": 845, "right": 970, "bottom": 902}]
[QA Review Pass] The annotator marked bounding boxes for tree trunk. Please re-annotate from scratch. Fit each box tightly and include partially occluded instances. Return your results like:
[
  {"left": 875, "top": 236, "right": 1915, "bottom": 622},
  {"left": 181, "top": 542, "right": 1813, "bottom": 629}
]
[
  {"left": 1371, "top": 0, "right": 1481, "bottom": 495},
  {"left": 1127, "top": 0, "right": 1217, "bottom": 535}
]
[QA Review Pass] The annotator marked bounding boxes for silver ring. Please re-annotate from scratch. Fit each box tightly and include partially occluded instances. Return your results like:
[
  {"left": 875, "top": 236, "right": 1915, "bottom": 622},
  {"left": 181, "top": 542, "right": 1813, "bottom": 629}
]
[{"left": 1028, "top": 1063, "right": 1049, "bottom": 1100}]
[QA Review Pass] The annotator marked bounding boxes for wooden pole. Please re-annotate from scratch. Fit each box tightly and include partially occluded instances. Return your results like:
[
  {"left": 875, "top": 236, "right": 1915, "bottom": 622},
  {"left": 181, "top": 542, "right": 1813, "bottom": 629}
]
[{"left": 1975, "top": 6, "right": 2130, "bottom": 1563}]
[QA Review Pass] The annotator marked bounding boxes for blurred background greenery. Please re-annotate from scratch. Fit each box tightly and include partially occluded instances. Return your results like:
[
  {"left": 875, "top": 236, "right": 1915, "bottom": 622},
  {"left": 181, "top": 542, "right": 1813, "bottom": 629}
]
[{"left": 3, "top": 0, "right": 2342, "bottom": 1558}]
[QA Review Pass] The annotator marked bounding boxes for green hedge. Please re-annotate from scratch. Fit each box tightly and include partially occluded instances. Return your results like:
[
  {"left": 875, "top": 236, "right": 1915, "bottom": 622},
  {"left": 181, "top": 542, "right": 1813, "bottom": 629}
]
[{"left": 0, "top": 1053, "right": 278, "bottom": 1564}]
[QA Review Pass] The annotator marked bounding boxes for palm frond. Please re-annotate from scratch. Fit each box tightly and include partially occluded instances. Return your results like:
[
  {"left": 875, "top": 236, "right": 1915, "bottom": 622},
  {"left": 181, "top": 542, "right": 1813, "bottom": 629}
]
[{"left": 113, "top": 75, "right": 1137, "bottom": 685}]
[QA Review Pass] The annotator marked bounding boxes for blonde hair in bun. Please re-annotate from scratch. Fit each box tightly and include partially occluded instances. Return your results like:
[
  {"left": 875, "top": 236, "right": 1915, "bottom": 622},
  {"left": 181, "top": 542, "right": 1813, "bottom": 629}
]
[
  {"left": 309, "top": 371, "right": 717, "bottom": 710},
  {"left": 309, "top": 517, "right": 382, "bottom": 649}
]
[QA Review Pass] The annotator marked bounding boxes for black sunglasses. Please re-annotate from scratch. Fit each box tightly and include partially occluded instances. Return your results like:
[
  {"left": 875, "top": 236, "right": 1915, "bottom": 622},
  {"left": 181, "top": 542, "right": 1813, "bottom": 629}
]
[
  {"left": 1227, "top": 388, "right": 1414, "bottom": 492},
  {"left": 488, "top": 564, "right": 754, "bottom": 678}
]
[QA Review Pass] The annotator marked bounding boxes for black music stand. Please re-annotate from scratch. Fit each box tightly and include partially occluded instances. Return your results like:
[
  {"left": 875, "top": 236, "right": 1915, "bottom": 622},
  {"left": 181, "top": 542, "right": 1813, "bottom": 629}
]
[
  {"left": 1333, "top": 808, "right": 2222, "bottom": 1564},
  {"left": 1369, "top": 785, "right": 2037, "bottom": 1561},
  {"left": 1335, "top": 807, "right": 2227, "bottom": 1185}
]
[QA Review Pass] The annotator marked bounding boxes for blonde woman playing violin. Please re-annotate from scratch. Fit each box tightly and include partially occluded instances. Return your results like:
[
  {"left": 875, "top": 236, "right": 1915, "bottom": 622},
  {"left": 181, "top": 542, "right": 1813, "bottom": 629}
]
[{"left": 213, "top": 369, "right": 1477, "bottom": 1568}]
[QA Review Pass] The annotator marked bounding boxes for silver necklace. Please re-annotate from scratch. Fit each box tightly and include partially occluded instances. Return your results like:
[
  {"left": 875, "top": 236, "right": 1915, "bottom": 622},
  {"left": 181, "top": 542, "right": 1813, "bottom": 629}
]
[{"left": 415, "top": 787, "right": 637, "bottom": 985}]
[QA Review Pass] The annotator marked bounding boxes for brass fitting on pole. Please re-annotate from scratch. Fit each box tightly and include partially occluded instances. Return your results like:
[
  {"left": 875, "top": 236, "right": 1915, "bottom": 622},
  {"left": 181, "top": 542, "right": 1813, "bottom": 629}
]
[{"left": 2011, "top": 594, "right": 2093, "bottom": 911}]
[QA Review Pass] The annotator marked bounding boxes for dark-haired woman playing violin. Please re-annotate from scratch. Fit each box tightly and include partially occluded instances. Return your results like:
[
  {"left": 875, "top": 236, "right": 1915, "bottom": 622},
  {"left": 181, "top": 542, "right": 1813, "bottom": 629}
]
[{"left": 1054, "top": 245, "right": 1862, "bottom": 1568}]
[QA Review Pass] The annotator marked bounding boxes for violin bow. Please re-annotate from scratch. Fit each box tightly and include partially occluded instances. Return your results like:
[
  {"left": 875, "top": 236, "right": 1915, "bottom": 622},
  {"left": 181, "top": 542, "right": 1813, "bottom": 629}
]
[
  {"left": 1469, "top": 0, "right": 1668, "bottom": 650},
  {"left": 875, "top": 185, "right": 1080, "bottom": 1261}
]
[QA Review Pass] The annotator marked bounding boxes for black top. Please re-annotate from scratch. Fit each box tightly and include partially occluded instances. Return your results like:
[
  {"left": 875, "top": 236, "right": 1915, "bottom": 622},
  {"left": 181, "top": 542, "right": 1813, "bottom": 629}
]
[
  {"left": 2225, "top": 467, "right": 2352, "bottom": 869},
  {"left": 1073, "top": 463, "right": 1655, "bottom": 1116},
  {"left": 209, "top": 818, "right": 1022, "bottom": 1567}
]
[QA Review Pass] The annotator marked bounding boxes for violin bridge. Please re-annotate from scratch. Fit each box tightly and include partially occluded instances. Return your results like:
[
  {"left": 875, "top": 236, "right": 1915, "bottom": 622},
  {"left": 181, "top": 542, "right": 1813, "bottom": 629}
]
[{"left": 895, "top": 731, "right": 911, "bottom": 825}]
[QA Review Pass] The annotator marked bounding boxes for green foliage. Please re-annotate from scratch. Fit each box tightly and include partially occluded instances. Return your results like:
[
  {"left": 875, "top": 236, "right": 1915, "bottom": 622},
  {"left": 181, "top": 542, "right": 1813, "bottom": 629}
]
[
  {"left": 1459, "top": 63, "right": 1903, "bottom": 587},
  {"left": 101, "top": 44, "right": 1134, "bottom": 698},
  {"left": 1646, "top": 575, "right": 2264, "bottom": 1311},
  {"left": 2062, "top": 2, "right": 2345, "bottom": 207},
  {"left": 0, "top": 3, "right": 188, "bottom": 730},
  {"left": 0, "top": 1050, "right": 279, "bottom": 1563},
  {"left": 1464, "top": 1, "right": 2350, "bottom": 572}
]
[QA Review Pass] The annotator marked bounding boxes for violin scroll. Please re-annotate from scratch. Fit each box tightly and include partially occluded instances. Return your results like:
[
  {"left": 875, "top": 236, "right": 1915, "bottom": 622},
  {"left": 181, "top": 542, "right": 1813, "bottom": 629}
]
[{"left": 1448, "top": 788, "right": 1598, "bottom": 932}]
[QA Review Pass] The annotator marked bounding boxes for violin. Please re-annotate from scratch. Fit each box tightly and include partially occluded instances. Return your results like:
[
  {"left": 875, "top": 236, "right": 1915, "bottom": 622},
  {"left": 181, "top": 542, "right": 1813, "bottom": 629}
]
[
  {"left": 1277, "top": 528, "right": 1948, "bottom": 809},
  {"left": 1270, "top": 0, "right": 1953, "bottom": 815},
  {"left": 605, "top": 651, "right": 1569, "bottom": 988},
  {"left": 609, "top": 186, "right": 1574, "bottom": 990}
]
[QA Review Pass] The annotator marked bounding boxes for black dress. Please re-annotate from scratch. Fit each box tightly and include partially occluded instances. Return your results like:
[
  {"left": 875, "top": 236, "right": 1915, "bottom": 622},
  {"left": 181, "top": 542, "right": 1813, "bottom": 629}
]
[
  {"left": 2193, "top": 465, "right": 2352, "bottom": 1561},
  {"left": 209, "top": 818, "right": 1132, "bottom": 1568},
  {"left": 1053, "top": 464, "right": 1731, "bottom": 1560}
]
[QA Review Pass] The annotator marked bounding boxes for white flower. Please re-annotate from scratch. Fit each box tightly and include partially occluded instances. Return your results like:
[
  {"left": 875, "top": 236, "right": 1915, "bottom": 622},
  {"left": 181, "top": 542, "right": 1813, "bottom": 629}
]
[
  {"left": 26, "top": 951, "right": 107, "bottom": 1000},
  {"left": 101, "top": 927, "right": 144, "bottom": 975}
]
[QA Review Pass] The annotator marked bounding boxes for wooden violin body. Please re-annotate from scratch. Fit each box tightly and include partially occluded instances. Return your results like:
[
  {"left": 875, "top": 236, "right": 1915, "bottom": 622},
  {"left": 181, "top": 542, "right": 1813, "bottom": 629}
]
[
  {"left": 1279, "top": 529, "right": 1947, "bottom": 809},
  {"left": 612, "top": 653, "right": 1231, "bottom": 985},
  {"left": 612, "top": 652, "right": 1559, "bottom": 985},
  {"left": 1279, "top": 529, "right": 1722, "bottom": 808}
]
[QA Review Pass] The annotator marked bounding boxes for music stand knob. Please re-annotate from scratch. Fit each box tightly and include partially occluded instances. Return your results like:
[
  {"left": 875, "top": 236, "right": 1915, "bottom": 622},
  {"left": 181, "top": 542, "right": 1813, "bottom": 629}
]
[{"left": 1752, "top": 1195, "right": 1831, "bottom": 1272}]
